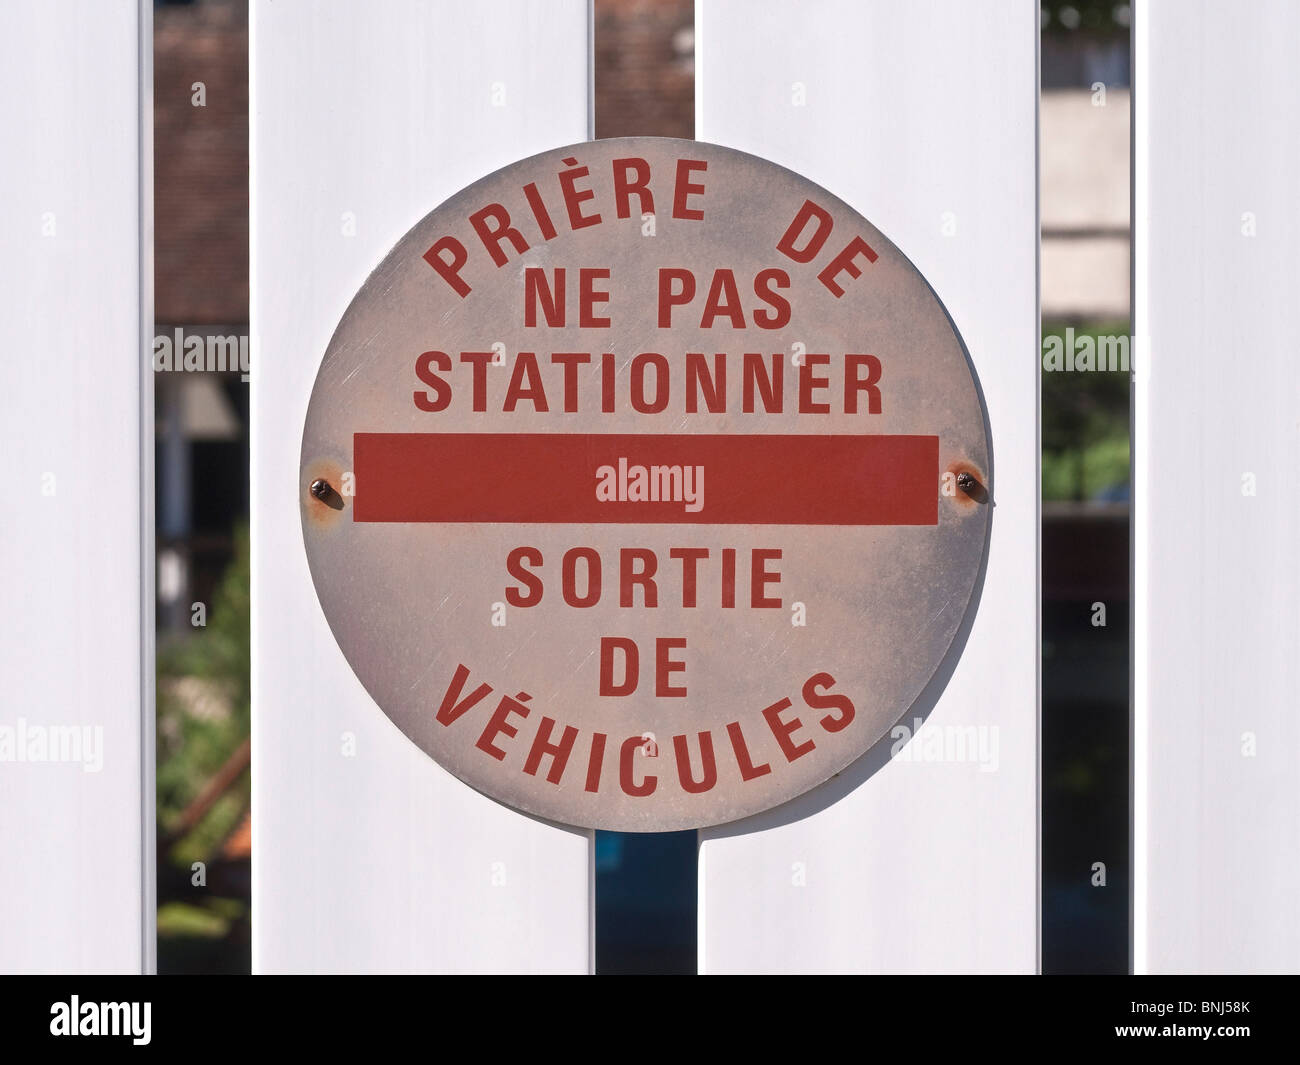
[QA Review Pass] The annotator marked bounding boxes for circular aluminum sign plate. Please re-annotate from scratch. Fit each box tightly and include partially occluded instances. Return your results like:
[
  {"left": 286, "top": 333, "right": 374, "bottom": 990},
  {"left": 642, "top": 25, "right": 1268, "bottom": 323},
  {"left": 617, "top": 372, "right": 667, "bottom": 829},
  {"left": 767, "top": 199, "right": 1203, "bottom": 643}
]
[{"left": 301, "top": 137, "right": 990, "bottom": 832}]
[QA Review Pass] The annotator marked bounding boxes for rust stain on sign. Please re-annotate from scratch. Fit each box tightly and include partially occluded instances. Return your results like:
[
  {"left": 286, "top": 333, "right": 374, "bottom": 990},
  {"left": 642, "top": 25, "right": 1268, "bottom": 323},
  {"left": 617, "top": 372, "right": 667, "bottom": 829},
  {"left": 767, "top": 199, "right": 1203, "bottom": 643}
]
[{"left": 300, "top": 137, "right": 991, "bottom": 832}]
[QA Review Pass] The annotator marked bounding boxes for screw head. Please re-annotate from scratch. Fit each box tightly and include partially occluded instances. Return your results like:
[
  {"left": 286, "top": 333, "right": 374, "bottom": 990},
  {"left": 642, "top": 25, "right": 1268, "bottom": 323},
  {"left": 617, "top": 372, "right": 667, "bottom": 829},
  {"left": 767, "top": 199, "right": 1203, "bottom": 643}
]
[
  {"left": 956, "top": 472, "right": 976, "bottom": 492},
  {"left": 310, "top": 478, "right": 331, "bottom": 500}
]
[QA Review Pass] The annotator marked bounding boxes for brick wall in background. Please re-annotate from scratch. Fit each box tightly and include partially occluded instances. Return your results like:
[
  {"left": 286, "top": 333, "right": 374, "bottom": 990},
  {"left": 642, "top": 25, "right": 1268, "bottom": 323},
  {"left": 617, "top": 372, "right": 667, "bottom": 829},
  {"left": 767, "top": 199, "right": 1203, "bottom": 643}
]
[
  {"left": 155, "top": 0, "right": 249, "bottom": 325},
  {"left": 595, "top": 0, "right": 694, "bottom": 139}
]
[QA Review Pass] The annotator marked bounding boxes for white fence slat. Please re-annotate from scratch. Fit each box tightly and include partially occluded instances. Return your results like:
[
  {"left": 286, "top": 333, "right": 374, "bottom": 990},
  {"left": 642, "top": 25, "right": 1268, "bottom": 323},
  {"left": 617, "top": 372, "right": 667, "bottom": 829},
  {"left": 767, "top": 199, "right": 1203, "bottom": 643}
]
[
  {"left": 1133, "top": 0, "right": 1300, "bottom": 974},
  {"left": 695, "top": 0, "right": 1040, "bottom": 973},
  {"left": 251, "top": 0, "right": 593, "bottom": 973},
  {"left": 0, "top": 0, "right": 153, "bottom": 973}
]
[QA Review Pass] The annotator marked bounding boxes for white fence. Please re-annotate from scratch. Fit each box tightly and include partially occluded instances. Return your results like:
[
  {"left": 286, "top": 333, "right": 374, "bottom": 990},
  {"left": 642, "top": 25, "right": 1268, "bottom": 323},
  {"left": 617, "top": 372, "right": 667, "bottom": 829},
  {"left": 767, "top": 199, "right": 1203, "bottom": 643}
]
[
  {"left": 250, "top": 0, "right": 593, "bottom": 974},
  {"left": 1133, "top": 0, "right": 1300, "bottom": 974},
  {"left": 0, "top": 0, "right": 154, "bottom": 974},
  {"left": 0, "top": 0, "right": 1295, "bottom": 975},
  {"left": 694, "top": 0, "right": 1038, "bottom": 974}
]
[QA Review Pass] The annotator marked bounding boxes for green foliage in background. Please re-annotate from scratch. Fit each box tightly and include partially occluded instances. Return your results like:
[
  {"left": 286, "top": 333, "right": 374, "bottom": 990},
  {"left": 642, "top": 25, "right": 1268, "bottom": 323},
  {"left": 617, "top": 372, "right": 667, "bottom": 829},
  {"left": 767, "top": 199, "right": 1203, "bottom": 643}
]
[
  {"left": 1041, "top": 322, "right": 1131, "bottom": 502},
  {"left": 156, "top": 523, "right": 250, "bottom": 866},
  {"left": 1040, "top": 0, "right": 1129, "bottom": 34}
]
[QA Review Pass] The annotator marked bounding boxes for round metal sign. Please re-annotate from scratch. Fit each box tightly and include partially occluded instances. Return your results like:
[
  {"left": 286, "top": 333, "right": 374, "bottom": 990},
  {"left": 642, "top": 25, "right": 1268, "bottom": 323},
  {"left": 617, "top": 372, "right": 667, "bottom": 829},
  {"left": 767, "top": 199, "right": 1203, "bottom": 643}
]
[{"left": 301, "top": 137, "right": 990, "bottom": 832}]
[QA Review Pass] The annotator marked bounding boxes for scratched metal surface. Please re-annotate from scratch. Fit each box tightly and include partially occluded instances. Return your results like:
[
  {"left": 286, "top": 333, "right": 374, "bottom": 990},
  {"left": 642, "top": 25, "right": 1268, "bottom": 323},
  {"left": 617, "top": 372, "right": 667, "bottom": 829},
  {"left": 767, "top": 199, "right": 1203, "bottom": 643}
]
[{"left": 300, "top": 137, "right": 991, "bottom": 831}]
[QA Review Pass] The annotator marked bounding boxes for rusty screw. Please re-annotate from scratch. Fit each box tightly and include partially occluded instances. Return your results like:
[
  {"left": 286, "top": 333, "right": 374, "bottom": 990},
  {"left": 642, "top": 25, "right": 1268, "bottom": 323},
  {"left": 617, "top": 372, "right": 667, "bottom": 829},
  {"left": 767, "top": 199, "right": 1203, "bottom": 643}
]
[
  {"left": 310, "top": 478, "right": 332, "bottom": 501},
  {"left": 954, "top": 470, "right": 989, "bottom": 504}
]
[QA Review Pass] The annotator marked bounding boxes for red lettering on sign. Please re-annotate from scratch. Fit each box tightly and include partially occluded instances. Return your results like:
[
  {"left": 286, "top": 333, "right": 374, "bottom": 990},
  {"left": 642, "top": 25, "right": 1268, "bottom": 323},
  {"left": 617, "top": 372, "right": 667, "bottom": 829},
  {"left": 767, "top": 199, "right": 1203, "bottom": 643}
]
[
  {"left": 846, "top": 353, "right": 883, "bottom": 414},
  {"left": 422, "top": 236, "right": 470, "bottom": 297},
  {"left": 503, "top": 352, "right": 549, "bottom": 412},
  {"left": 726, "top": 721, "right": 772, "bottom": 781},
  {"left": 777, "top": 199, "right": 833, "bottom": 264},
  {"left": 475, "top": 691, "right": 532, "bottom": 760},
  {"left": 798, "top": 353, "right": 832, "bottom": 414},
  {"left": 629, "top": 353, "right": 670, "bottom": 413},
  {"left": 818, "top": 235, "right": 878, "bottom": 297},
  {"left": 414, "top": 349, "right": 886, "bottom": 413},
  {"left": 657, "top": 268, "right": 694, "bottom": 327},
  {"left": 469, "top": 202, "right": 529, "bottom": 267},
  {"left": 521, "top": 181, "right": 557, "bottom": 240},
  {"left": 524, "top": 268, "right": 563, "bottom": 327},
  {"left": 670, "top": 547, "right": 709, "bottom": 607},
  {"left": 656, "top": 638, "right": 688, "bottom": 697},
  {"left": 435, "top": 664, "right": 493, "bottom": 726},
  {"left": 721, "top": 548, "right": 736, "bottom": 609},
  {"left": 762, "top": 697, "right": 816, "bottom": 763},
  {"left": 754, "top": 268, "right": 791, "bottom": 328},
  {"left": 741, "top": 353, "right": 782, "bottom": 413},
  {"left": 430, "top": 662, "right": 856, "bottom": 799},
  {"left": 562, "top": 547, "right": 602, "bottom": 607},
  {"left": 776, "top": 198, "right": 879, "bottom": 298},
  {"left": 672, "top": 159, "right": 707, "bottom": 220},
  {"left": 552, "top": 351, "right": 590, "bottom": 410},
  {"left": 504, "top": 547, "right": 784, "bottom": 610},
  {"left": 805, "top": 671, "right": 855, "bottom": 733},
  {"left": 656, "top": 269, "right": 796, "bottom": 329},
  {"left": 523, "top": 716, "right": 579, "bottom": 785},
  {"left": 701, "top": 269, "right": 744, "bottom": 329},
  {"left": 612, "top": 157, "right": 654, "bottom": 219},
  {"left": 585, "top": 732, "right": 607, "bottom": 793},
  {"left": 413, "top": 351, "right": 452, "bottom": 412},
  {"left": 505, "top": 547, "right": 543, "bottom": 607},
  {"left": 559, "top": 156, "right": 602, "bottom": 230},
  {"left": 685, "top": 353, "right": 725, "bottom": 413},
  {"left": 750, "top": 550, "right": 782, "bottom": 609},
  {"left": 620, "top": 735, "right": 656, "bottom": 796},
  {"left": 620, "top": 549, "right": 658, "bottom": 607},
  {"left": 458, "top": 351, "right": 493, "bottom": 412},
  {"left": 674, "top": 732, "right": 717, "bottom": 794},
  {"left": 599, "top": 637, "right": 638, "bottom": 696},
  {"left": 579, "top": 269, "right": 612, "bottom": 328}
]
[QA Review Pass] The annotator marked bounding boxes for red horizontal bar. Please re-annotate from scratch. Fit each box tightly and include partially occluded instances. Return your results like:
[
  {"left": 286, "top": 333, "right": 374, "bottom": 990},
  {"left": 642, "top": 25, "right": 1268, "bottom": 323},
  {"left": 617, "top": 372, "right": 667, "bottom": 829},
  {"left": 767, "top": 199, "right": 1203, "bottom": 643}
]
[{"left": 352, "top": 433, "right": 937, "bottom": 525}]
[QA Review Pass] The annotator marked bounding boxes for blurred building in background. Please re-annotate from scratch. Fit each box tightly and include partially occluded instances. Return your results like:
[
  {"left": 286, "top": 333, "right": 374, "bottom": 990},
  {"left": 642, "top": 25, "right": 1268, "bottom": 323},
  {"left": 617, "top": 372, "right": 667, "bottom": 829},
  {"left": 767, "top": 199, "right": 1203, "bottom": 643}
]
[
  {"left": 1041, "top": 85, "right": 1129, "bottom": 322},
  {"left": 1039, "top": 0, "right": 1131, "bottom": 974},
  {"left": 594, "top": 0, "right": 695, "bottom": 138},
  {"left": 155, "top": 0, "right": 249, "bottom": 632},
  {"left": 154, "top": 0, "right": 252, "bottom": 973}
]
